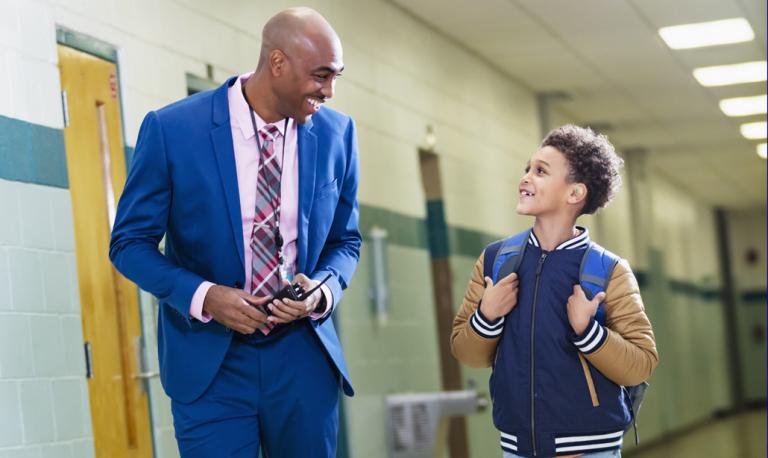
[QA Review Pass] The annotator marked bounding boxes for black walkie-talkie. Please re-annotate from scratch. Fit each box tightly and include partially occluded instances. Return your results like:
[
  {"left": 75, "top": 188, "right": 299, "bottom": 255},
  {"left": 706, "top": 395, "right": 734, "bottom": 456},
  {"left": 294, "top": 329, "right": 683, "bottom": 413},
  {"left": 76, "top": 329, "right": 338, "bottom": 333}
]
[{"left": 257, "top": 274, "right": 332, "bottom": 316}]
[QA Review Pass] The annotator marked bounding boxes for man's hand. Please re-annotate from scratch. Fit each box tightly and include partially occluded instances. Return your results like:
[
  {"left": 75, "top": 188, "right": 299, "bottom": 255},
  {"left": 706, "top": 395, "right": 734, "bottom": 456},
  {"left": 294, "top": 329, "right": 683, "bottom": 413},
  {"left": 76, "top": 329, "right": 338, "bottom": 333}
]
[
  {"left": 566, "top": 285, "right": 606, "bottom": 335},
  {"left": 478, "top": 272, "right": 519, "bottom": 321},
  {"left": 202, "top": 285, "right": 269, "bottom": 334},
  {"left": 268, "top": 273, "right": 324, "bottom": 325}
]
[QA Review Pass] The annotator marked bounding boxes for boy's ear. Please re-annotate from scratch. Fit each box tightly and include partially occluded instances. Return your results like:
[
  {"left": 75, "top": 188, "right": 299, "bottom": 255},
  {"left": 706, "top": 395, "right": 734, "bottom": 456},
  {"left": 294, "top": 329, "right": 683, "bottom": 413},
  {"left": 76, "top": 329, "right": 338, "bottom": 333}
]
[{"left": 568, "top": 183, "right": 588, "bottom": 205}]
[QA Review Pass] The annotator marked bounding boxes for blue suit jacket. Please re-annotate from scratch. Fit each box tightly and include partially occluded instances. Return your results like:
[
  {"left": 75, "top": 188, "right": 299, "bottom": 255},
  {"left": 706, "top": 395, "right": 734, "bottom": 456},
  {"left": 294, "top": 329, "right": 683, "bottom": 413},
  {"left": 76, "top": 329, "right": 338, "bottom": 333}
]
[{"left": 110, "top": 77, "right": 361, "bottom": 403}]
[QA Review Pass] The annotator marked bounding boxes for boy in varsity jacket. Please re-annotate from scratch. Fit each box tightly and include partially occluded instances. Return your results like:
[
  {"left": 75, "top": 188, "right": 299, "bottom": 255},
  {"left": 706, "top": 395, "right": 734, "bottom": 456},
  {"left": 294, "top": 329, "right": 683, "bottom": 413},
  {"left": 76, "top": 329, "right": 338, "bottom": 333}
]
[{"left": 451, "top": 125, "right": 658, "bottom": 458}]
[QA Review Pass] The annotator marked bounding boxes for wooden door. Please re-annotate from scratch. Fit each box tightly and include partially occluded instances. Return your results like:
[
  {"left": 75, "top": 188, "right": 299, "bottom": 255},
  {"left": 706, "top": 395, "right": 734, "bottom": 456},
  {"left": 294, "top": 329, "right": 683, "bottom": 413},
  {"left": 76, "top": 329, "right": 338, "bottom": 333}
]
[{"left": 58, "top": 44, "right": 154, "bottom": 458}]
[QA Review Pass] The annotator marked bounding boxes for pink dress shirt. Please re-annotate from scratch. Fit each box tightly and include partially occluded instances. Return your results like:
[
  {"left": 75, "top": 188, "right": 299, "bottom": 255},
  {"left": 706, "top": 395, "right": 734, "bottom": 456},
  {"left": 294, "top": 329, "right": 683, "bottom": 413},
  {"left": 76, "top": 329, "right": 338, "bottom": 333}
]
[{"left": 189, "top": 73, "right": 332, "bottom": 322}]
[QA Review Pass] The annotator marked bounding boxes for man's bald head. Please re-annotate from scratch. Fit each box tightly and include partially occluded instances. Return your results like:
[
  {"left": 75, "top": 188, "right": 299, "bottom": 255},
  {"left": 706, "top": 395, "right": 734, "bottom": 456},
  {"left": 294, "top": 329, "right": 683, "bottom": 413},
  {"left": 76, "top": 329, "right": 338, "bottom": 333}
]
[
  {"left": 246, "top": 7, "right": 344, "bottom": 124},
  {"left": 257, "top": 7, "right": 341, "bottom": 70}
]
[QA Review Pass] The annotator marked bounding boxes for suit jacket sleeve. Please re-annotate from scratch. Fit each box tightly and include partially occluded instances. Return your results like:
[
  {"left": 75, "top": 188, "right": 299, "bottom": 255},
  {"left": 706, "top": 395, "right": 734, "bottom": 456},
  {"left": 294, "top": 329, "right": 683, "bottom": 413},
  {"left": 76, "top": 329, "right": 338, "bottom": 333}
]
[
  {"left": 109, "top": 111, "right": 205, "bottom": 321},
  {"left": 309, "top": 116, "right": 362, "bottom": 315}
]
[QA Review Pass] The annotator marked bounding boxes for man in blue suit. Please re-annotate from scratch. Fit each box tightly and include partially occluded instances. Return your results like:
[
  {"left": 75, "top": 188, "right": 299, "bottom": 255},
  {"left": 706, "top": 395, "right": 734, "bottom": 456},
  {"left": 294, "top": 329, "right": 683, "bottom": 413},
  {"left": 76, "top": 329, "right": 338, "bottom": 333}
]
[{"left": 110, "top": 7, "right": 361, "bottom": 457}]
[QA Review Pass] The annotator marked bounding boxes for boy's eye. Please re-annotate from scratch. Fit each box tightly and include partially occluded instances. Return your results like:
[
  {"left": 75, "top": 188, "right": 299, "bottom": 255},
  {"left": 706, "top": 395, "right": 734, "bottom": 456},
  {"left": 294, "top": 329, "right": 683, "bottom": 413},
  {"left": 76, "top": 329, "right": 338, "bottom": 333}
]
[
  {"left": 537, "top": 167, "right": 546, "bottom": 175},
  {"left": 524, "top": 166, "right": 530, "bottom": 173}
]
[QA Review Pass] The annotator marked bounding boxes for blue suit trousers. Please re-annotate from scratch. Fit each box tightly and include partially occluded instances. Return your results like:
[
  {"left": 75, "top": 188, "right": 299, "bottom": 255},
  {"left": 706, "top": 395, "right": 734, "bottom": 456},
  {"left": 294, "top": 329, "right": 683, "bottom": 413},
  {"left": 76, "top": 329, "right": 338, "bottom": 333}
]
[{"left": 171, "top": 321, "right": 340, "bottom": 457}]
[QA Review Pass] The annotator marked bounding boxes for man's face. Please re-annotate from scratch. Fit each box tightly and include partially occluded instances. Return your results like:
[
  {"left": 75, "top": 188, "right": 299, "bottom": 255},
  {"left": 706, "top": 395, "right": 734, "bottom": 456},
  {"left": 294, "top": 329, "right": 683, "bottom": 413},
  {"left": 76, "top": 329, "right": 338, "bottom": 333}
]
[
  {"left": 274, "top": 38, "right": 344, "bottom": 124},
  {"left": 516, "top": 146, "right": 577, "bottom": 217}
]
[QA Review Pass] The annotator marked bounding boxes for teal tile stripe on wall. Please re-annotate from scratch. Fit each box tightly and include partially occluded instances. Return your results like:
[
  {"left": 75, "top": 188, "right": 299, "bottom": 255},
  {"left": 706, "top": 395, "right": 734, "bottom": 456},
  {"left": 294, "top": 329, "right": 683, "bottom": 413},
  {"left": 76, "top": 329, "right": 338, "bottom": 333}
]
[
  {"left": 449, "top": 225, "right": 499, "bottom": 259},
  {"left": 358, "top": 204, "right": 498, "bottom": 259},
  {"left": 357, "top": 207, "right": 727, "bottom": 302},
  {"left": 0, "top": 116, "right": 734, "bottom": 303},
  {"left": 358, "top": 205, "right": 428, "bottom": 250},
  {"left": 741, "top": 290, "right": 767, "bottom": 305},
  {"left": 669, "top": 279, "right": 721, "bottom": 302},
  {"left": 0, "top": 115, "right": 68, "bottom": 188},
  {"left": 425, "top": 200, "right": 450, "bottom": 259},
  {"left": 125, "top": 146, "right": 135, "bottom": 170}
]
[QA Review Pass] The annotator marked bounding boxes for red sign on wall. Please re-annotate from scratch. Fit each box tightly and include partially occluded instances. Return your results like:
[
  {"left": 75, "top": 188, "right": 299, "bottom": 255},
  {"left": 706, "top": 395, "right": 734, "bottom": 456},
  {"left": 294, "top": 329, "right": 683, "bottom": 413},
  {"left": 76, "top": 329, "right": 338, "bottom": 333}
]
[{"left": 109, "top": 73, "right": 117, "bottom": 99}]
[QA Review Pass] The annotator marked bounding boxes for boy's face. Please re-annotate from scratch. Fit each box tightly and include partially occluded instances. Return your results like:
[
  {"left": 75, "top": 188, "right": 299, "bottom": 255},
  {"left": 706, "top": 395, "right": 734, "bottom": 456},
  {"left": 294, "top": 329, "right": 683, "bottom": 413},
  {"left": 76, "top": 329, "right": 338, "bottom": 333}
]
[{"left": 516, "top": 146, "right": 586, "bottom": 217}]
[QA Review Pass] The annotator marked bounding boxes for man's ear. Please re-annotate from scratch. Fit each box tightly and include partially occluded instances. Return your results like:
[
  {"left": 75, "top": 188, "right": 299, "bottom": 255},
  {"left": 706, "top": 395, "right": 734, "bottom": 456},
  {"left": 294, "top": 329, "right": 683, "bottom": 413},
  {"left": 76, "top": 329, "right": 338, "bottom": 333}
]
[
  {"left": 270, "top": 50, "right": 286, "bottom": 76},
  {"left": 568, "top": 183, "right": 587, "bottom": 205}
]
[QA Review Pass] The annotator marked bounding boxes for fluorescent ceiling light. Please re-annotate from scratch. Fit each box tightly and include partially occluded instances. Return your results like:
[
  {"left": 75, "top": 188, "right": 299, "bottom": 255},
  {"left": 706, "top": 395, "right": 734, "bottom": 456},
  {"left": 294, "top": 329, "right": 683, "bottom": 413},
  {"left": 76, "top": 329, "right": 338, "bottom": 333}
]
[
  {"left": 740, "top": 122, "right": 766, "bottom": 139},
  {"left": 659, "top": 18, "right": 754, "bottom": 49},
  {"left": 694, "top": 61, "right": 767, "bottom": 87},
  {"left": 719, "top": 95, "right": 767, "bottom": 116},
  {"left": 758, "top": 143, "right": 767, "bottom": 159}
]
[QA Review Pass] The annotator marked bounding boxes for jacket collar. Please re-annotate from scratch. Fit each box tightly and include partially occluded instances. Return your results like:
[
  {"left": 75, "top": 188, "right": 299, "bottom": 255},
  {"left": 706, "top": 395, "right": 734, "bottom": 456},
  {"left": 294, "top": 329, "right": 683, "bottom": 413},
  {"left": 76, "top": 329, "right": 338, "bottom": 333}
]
[{"left": 528, "top": 226, "right": 590, "bottom": 251}]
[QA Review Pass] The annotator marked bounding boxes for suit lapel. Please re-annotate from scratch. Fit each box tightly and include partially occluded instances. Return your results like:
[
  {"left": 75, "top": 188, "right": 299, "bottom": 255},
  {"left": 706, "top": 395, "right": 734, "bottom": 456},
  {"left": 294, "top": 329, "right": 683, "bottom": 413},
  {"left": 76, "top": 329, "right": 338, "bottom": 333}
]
[
  {"left": 211, "top": 77, "right": 245, "bottom": 269},
  {"left": 297, "top": 117, "right": 317, "bottom": 274}
]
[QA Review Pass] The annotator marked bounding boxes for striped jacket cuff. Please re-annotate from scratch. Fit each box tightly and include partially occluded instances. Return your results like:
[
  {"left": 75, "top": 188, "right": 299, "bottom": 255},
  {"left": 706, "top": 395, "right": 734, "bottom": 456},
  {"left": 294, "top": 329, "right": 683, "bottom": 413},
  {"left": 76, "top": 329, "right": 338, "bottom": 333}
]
[
  {"left": 470, "top": 305, "right": 505, "bottom": 338},
  {"left": 571, "top": 318, "right": 607, "bottom": 354}
]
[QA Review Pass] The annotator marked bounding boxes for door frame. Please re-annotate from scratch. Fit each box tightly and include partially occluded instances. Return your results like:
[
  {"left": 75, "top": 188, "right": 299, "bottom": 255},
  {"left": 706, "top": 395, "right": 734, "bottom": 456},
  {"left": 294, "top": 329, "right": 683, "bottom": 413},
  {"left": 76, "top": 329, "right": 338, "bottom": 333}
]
[{"left": 56, "top": 25, "right": 159, "bottom": 458}]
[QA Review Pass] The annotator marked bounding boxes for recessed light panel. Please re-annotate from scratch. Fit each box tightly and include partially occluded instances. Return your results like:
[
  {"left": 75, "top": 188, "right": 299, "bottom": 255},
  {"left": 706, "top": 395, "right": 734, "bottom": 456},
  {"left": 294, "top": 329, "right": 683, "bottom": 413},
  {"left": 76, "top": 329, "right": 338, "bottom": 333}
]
[
  {"left": 694, "top": 61, "right": 767, "bottom": 87},
  {"left": 719, "top": 95, "right": 767, "bottom": 117},
  {"left": 659, "top": 18, "right": 754, "bottom": 49},
  {"left": 740, "top": 122, "right": 767, "bottom": 140}
]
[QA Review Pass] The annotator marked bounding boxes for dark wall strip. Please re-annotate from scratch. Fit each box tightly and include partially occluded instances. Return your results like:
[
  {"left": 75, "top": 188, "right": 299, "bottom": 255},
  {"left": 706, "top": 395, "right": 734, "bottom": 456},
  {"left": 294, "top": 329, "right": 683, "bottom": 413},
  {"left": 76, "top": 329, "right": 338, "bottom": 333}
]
[
  {"left": 425, "top": 200, "right": 450, "bottom": 259},
  {"left": 0, "top": 115, "right": 68, "bottom": 188},
  {"left": 1, "top": 117, "right": 759, "bottom": 309},
  {"left": 741, "top": 290, "right": 767, "bottom": 305}
]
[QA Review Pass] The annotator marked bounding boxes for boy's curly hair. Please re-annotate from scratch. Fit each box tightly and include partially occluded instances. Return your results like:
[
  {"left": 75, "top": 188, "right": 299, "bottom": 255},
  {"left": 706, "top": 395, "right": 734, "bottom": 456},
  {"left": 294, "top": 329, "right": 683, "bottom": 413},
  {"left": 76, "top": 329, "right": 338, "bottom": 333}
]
[{"left": 541, "top": 125, "right": 624, "bottom": 215}]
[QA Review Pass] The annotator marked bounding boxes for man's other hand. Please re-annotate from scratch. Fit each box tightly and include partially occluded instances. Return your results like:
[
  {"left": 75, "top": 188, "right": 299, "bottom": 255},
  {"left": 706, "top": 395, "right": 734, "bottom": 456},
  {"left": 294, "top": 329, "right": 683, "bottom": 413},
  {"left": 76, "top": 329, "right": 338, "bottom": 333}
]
[{"left": 202, "top": 285, "right": 270, "bottom": 334}]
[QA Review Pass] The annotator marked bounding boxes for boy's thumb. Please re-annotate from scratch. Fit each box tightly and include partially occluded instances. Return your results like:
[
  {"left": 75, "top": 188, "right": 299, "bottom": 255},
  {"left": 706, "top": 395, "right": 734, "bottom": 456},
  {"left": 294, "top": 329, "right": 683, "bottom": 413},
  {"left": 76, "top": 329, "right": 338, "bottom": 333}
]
[
  {"left": 594, "top": 292, "right": 607, "bottom": 304},
  {"left": 573, "top": 284, "right": 582, "bottom": 295},
  {"left": 484, "top": 276, "right": 494, "bottom": 288}
]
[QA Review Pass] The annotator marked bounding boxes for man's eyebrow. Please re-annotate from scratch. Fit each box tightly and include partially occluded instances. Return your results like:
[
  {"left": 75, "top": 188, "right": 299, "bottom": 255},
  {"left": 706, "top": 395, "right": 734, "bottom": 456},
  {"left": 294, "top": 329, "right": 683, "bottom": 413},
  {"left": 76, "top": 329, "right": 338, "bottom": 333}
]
[{"left": 312, "top": 65, "right": 344, "bottom": 74}]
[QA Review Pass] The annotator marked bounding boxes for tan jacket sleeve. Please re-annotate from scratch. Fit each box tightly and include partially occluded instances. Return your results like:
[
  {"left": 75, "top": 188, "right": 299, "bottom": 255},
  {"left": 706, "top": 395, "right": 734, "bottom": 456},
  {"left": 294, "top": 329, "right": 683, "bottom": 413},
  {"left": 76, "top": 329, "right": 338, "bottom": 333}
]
[
  {"left": 450, "top": 252, "right": 503, "bottom": 368},
  {"left": 580, "top": 259, "right": 659, "bottom": 386}
]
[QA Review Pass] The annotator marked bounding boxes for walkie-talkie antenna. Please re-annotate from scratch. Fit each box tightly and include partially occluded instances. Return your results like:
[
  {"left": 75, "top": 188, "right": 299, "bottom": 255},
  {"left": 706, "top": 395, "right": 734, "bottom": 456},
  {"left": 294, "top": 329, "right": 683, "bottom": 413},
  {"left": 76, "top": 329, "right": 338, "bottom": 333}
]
[{"left": 298, "top": 274, "right": 332, "bottom": 300}]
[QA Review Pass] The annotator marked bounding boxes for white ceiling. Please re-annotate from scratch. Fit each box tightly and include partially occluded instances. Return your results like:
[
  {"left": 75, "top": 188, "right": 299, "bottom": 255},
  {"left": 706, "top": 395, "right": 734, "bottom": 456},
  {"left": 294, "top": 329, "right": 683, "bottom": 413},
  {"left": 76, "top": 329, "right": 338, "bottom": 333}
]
[{"left": 390, "top": 0, "right": 767, "bottom": 209}]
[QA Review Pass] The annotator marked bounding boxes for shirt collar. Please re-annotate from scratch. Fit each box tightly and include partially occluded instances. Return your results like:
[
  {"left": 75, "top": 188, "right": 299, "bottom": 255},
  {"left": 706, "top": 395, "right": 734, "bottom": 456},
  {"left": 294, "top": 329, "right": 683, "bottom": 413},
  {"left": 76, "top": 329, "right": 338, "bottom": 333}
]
[
  {"left": 528, "top": 226, "right": 590, "bottom": 251},
  {"left": 233, "top": 73, "right": 291, "bottom": 139}
]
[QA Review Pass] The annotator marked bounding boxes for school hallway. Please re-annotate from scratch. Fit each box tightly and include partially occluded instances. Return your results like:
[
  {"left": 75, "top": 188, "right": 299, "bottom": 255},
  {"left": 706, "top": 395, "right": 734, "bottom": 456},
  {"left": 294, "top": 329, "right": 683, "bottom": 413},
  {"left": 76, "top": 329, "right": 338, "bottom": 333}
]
[{"left": 0, "top": 0, "right": 765, "bottom": 457}]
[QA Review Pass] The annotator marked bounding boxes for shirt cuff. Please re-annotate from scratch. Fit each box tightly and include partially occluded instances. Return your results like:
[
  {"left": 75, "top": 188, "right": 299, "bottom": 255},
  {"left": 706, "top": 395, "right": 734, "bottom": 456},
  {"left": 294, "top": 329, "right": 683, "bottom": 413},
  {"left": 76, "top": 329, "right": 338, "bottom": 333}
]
[
  {"left": 189, "top": 281, "right": 215, "bottom": 323},
  {"left": 309, "top": 284, "right": 334, "bottom": 320},
  {"left": 469, "top": 304, "right": 505, "bottom": 338},
  {"left": 570, "top": 317, "right": 607, "bottom": 354}
]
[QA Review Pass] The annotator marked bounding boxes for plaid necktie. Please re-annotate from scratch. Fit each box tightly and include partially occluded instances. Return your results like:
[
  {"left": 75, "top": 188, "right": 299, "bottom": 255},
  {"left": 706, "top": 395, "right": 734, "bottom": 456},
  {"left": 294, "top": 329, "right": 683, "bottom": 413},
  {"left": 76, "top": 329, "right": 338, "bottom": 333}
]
[{"left": 250, "top": 124, "right": 282, "bottom": 335}]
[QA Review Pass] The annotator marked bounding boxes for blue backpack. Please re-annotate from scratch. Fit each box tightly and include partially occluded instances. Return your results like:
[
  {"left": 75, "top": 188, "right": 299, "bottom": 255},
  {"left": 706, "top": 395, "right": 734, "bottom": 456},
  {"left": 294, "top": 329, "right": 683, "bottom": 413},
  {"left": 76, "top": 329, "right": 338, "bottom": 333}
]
[{"left": 483, "top": 229, "right": 648, "bottom": 444}]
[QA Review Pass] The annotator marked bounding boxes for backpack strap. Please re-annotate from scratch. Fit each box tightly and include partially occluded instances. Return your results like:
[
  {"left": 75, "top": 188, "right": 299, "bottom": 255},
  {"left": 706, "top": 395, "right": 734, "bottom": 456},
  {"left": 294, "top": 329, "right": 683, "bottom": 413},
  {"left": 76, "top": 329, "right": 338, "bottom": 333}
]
[
  {"left": 579, "top": 242, "right": 646, "bottom": 445},
  {"left": 482, "top": 239, "right": 504, "bottom": 280},
  {"left": 486, "top": 229, "right": 531, "bottom": 283},
  {"left": 579, "top": 242, "right": 620, "bottom": 326}
]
